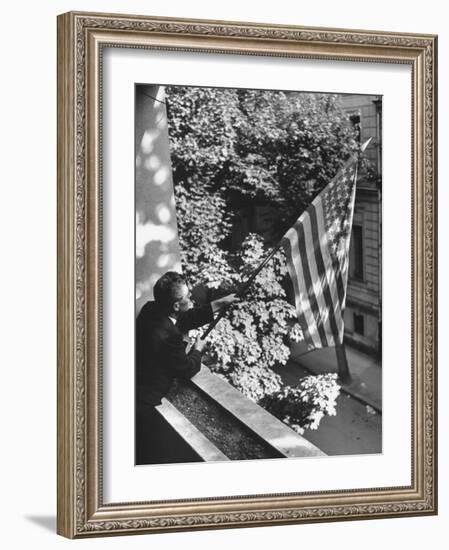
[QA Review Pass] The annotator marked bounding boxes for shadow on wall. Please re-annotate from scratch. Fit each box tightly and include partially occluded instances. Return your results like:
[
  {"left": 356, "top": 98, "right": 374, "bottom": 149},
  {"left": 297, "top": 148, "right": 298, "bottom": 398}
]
[{"left": 135, "top": 85, "right": 182, "bottom": 314}]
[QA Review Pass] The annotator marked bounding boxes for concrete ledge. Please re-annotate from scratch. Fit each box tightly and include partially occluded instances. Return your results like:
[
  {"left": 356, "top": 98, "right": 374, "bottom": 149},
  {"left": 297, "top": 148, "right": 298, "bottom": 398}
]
[
  {"left": 156, "top": 399, "right": 230, "bottom": 462},
  {"left": 191, "top": 367, "right": 325, "bottom": 458}
]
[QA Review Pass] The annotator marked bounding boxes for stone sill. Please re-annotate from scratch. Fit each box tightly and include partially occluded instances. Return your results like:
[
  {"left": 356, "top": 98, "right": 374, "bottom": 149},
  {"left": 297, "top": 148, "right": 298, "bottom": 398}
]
[
  {"left": 156, "top": 398, "right": 230, "bottom": 462},
  {"left": 188, "top": 366, "right": 325, "bottom": 459}
]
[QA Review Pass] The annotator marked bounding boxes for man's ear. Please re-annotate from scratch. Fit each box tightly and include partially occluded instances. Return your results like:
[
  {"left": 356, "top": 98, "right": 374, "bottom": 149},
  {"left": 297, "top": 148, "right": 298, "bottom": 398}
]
[{"left": 172, "top": 301, "right": 180, "bottom": 313}]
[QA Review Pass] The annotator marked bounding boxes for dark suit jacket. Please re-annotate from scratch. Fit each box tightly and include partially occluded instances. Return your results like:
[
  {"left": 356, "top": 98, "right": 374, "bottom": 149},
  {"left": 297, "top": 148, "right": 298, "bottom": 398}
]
[{"left": 136, "top": 301, "right": 213, "bottom": 406}]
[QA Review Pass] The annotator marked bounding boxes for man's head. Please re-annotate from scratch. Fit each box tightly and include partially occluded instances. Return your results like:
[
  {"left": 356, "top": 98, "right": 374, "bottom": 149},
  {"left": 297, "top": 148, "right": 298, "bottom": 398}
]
[{"left": 153, "top": 271, "right": 192, "bottom": 317}]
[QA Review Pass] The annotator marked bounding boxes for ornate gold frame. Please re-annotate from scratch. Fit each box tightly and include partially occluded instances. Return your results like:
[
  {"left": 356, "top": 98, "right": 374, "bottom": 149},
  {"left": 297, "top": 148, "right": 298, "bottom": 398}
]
[{"left": 57, "top": 11, "right": 438, "bottom": 538}]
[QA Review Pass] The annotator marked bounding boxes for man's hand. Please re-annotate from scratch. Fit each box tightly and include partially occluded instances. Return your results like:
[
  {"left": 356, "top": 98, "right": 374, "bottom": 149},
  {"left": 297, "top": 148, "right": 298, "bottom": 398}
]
[
  {"left": 211, "top": 293, "right": 239, "bottom": 314},
  {"left": 193, "top": 334, "right": 208, "bottom": 353}
]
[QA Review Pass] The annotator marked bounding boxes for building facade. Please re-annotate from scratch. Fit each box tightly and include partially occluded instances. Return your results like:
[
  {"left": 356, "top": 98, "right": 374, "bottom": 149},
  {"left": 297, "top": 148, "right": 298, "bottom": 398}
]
[{"left": 341, "top": 95, "right": 382, "bottom": 356}]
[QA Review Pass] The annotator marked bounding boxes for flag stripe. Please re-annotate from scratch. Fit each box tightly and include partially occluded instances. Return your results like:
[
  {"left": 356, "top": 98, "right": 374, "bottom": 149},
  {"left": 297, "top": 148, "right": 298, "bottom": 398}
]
[
  {"left": 340, "top": 165, "right": 357, "bottom": 308},
  {"left": 308, "top": 204, "right": 341, "bottom": 344},
  {"left": 284, "top": 235, "right": 320, "bottom": 348},
  {"left": 294, "top": 221, "right": 329, "bottom": 347},
  {"left": 322, "top": 194, "right": 346, "bottom": 306},
  {"left": 285, "top": 229, "right": 323, "bottom": 349},
  {"left": 314, "top": 196, "right": 344, "bottom": 335},
  {"left": 302, "top": 211, "right": 336, "bottom": 346}
]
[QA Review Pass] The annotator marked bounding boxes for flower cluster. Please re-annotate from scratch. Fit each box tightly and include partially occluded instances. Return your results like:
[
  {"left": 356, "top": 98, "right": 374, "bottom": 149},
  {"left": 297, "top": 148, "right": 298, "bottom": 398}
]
[{"left": 260, "top": 374, "right": 341, "bottom": 434}]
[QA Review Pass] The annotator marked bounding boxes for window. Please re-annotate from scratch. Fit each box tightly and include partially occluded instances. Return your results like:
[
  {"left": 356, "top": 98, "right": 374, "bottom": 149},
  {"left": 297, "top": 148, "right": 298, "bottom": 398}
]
[
  {"left": 349, "top": 113, "right": 361, "bottom": 143},
  {"left": 353, "top": 313, "right": 365, "bottom": 336},
  {"left": 350, "top": 224, "right": 364, "bottom": 280}
]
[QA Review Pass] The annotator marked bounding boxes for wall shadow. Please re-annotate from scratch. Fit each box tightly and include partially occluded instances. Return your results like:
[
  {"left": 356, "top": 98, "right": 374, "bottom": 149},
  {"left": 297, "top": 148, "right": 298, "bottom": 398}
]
[{"left": 135, "top": 84, "right": 182, "bottom": 313}]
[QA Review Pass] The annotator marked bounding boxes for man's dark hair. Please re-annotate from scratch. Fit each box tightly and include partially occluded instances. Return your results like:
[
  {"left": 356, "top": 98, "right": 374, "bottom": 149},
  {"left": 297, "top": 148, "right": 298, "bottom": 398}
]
[{"left": 153, "top": 271, "right": 186, "bottom": 310}]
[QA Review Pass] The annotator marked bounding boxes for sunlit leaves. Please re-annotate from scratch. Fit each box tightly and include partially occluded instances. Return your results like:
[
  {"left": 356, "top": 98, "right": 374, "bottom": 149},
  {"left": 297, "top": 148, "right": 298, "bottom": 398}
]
[
  {"left": 165, "top": 85, "right": 362, "bottom": 237},
  {"left": 193, "top": 233, "right": 304, "bottom": 402},
  {"left": 260, "top": 374, "right": 341, "bottom": 434}
]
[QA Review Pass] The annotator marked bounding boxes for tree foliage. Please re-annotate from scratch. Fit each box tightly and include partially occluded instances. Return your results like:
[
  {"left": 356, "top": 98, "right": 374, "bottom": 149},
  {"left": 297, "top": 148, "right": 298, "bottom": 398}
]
[
  {"left": 166, "top": 86, "right": 361, "bottom": 245},
  {"left": 201, "top": 233, "right": 303, "bottom": 402},
  {"left": 260, "top": 373, "right": 341, "bottom": 435}
]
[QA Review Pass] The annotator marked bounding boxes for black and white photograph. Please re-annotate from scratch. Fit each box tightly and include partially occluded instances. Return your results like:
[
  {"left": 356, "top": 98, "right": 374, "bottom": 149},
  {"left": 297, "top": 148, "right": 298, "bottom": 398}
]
[{"left": 135, "top": 84, "right": 382, "bottom": 466}]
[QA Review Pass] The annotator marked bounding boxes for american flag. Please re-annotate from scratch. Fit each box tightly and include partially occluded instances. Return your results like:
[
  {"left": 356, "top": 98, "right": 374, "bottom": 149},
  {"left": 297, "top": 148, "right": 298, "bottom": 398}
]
[{"left": 282, "top": 152, "right": 360, "bottom": 350}]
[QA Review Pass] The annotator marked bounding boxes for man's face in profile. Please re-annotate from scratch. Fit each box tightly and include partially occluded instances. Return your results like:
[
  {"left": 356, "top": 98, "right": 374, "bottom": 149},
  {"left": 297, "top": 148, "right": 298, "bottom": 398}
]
[{"left": 173, "top": 283, "right": 193, "bottom": 314}]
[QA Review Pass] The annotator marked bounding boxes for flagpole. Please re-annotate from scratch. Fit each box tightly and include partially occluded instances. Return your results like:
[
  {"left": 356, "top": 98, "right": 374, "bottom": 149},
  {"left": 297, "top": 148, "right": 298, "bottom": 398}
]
[
  {"left": 335, "top": 344, "right": 351, "bottom": 384},
  {"left": 201, "top": 240, "right": 284, "bottom": 339}
]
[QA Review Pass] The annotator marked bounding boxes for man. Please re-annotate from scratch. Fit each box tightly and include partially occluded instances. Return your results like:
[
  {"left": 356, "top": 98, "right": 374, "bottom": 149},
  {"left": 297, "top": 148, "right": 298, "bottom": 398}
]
[{"left": 135, "top": 271, "right": 237, "bottom": 464}]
